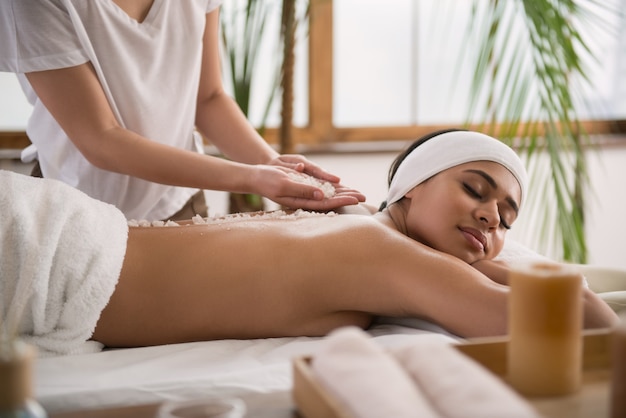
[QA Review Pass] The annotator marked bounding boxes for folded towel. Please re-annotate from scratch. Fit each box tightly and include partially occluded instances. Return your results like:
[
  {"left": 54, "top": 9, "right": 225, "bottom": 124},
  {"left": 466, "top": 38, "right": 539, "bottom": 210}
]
[
  {"left": 311, "top": 327, "right": 439, "bottom": 418},
  {"left": 391, "top": 340, "right": 540, "bottom": 418},
  {"left": 311, "top": 327, "right": 540, "bottom": 418},
  {"left": 0, "top": 170, "right": 128, "bottom": 356}
]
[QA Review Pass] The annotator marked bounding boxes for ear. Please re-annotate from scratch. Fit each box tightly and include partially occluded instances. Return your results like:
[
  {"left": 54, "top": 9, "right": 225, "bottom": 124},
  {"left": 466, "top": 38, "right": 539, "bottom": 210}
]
[
  {"left": 403, "top": 177, "right": 432, "bottom": 201},
  {"left": 403, "top": 185, "right": 420, "bottom": 200}
]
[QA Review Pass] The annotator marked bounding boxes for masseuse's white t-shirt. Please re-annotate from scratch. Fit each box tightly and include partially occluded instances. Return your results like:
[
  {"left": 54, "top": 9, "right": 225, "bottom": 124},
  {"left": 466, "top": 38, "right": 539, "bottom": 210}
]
[{"left": 0, "top": 0, "right": 222, "bottom": 220}]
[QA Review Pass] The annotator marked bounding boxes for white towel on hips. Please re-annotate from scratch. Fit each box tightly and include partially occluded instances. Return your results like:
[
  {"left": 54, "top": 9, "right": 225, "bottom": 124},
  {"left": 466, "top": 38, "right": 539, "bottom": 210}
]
[{"left": 0, "top": 170, "right": 128, "bottom": 356}]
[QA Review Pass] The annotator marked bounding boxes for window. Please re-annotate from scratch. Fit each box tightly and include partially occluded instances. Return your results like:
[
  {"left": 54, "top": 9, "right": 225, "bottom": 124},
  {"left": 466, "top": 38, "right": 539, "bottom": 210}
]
[{"left": 1, "top": 0, "right": 625, "bottom": 149}]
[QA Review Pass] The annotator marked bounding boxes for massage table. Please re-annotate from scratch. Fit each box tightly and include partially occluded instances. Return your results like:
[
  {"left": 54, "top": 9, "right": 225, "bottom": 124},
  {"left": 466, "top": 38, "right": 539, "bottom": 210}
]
[{"left": 34, "top": 263, "right": 626, "bottom": 417}]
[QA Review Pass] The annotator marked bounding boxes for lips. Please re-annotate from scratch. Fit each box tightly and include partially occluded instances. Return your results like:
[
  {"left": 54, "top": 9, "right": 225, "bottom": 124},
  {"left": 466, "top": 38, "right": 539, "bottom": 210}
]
[{"left": 459, "top": 227, "right": 487, "bottom": 252}]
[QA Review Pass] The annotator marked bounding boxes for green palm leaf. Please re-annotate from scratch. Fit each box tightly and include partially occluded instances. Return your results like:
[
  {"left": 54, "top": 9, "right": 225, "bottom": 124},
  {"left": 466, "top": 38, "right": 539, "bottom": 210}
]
[{"left": 461, "top": 0, "right": 618, "bottom": 262}]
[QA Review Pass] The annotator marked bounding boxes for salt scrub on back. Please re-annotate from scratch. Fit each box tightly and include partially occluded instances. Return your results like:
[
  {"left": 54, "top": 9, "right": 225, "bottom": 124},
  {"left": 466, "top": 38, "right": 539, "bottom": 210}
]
[
  {"left": 190, "top": 209, "right": 337, "bottom": 225},
  {"left": 128, "top": 209, "right": 337, "bottom": 228},
  {"left": 127, "top": 219, "right": 180, "bottom": 227},
  {"left": 287, "top": 172, "right": 336, "bottom": 198}
]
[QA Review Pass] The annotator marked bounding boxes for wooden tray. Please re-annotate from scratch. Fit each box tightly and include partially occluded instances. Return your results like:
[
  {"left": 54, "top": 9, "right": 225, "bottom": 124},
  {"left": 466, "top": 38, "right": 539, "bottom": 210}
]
[{"left": 293, "top": 329, "right": 613, "bottom": 418}]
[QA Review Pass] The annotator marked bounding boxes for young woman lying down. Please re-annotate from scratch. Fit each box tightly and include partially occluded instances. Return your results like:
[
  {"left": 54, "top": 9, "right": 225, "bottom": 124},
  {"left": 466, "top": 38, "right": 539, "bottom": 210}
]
[{"left": 0, "top": 130, "right": 617, "bottom": 355}]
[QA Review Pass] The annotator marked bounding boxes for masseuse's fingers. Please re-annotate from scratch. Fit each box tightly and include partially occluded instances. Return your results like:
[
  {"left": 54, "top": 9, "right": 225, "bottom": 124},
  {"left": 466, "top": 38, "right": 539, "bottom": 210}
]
[
  {"left": 332, "top": 184, "right": 367, "bottom": 202},
  {"left": 278, "top": 193, "right": 362, "bottom": 211},
  {"left": 270, "top": 155, "right": 366, "bottom": 204},
  {"left": 269, "top": 154, "right": 341, "bottom": 184},
  {"left": 253, "top": 165, "right": 362, "bottom": 210},
  {"left": 272, "top": 178, "right": 363, "bottom": 211}
]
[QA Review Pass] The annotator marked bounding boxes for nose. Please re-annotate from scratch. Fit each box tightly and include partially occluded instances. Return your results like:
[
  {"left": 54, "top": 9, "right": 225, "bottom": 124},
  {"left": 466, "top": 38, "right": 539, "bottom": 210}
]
[{"left": 475, "top": 201, "right": 500, "bottom": 229}]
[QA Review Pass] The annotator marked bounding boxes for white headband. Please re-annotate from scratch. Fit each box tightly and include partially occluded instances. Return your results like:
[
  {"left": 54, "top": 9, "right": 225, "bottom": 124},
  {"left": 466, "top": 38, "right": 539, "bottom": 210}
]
[{"left": 386, "top": 131, "right": 528, "bottom": 207}]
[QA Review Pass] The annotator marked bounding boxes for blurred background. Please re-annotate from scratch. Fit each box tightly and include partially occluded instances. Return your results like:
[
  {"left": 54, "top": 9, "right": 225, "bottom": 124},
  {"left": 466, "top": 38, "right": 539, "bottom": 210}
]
[{"left": 1, "top": 0, "right": 625, "bottom": 267}]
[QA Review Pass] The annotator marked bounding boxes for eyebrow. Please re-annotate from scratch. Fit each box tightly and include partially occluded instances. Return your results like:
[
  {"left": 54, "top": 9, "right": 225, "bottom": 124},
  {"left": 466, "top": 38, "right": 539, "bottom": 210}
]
[{"left": 463, "top": 169, "right": 520, "bottom": 215}]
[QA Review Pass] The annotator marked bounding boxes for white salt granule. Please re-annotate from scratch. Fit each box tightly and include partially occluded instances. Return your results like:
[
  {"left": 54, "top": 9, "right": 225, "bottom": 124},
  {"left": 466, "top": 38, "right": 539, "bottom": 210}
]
[
  {"left": 128, "top": 219, "right": 180, "bottom": 227},
  {"left": 287, "top": 172, "right": 336, "bottom": 198},
  {"left": 192, "top": 214, "right": 207, "bottom": 225}
]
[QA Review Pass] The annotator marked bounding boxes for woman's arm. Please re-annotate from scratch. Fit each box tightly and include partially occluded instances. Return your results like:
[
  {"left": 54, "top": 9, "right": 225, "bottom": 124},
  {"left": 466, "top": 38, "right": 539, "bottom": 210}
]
[
  {"left": 471, "top": 259, "right": 511, "bottom": 285},
  {"left": 472, "top": 259, "right": 619, "bottom": 329}
]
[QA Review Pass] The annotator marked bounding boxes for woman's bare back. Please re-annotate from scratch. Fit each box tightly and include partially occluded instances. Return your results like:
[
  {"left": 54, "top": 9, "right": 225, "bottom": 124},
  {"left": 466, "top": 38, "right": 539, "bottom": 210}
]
[{"left": 93, "top": 213, "right": 392, "bottom": 347}]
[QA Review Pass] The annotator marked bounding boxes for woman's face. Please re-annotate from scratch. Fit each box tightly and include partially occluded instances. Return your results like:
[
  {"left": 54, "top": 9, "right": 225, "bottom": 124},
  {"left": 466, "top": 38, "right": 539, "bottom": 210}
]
[{"left": 402, "top": 161, "right": 522, "bottom": 264}]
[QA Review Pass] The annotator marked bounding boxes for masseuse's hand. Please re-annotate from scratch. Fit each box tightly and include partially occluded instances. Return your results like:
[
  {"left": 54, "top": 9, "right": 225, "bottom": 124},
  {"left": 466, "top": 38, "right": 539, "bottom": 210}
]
[
  {"left": 269, "top": 154, "right": 340, "bottom": 180},
  {"left": 253, "top": 163, "right": 366, "bottom": 211},
  {"left": 268, "top": 154, "right": 366, "bottom": 209}
]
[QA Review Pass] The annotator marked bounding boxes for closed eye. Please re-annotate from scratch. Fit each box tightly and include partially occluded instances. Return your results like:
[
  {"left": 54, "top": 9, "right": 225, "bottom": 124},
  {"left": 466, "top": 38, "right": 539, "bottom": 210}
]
[
  {"left": 463, "top": 183, "right": 481, "bottom": 199},
  {"left": 463, "top": 183, "right": 511, "bottom": 230}
]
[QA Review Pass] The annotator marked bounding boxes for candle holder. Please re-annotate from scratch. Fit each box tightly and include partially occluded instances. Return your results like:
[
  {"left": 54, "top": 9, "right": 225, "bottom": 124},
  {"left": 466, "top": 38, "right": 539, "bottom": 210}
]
[
  {"left": 0, "top": 340, "right": 47, "bottom": 418},
  {"left": 507, "top": 262, "right": 583, "bottom": 397}
]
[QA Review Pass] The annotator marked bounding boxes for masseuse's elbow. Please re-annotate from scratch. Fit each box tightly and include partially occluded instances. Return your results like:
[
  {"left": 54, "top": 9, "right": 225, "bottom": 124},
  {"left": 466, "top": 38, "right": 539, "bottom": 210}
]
[
  {"left": 72, "top": 129, "right": 126, "bottom": 173},
  {"left": 77, "top": 143, "right": 114, "bottom": 172}
]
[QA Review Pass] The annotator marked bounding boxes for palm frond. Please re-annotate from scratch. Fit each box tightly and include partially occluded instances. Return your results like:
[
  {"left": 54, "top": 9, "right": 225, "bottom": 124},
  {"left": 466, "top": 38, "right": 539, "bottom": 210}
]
[
  {"left": 220, "top": 0, "right": 278, "bottom": 118},
  {"left": 460, "top": 0, "right": 617, "bottom": 262}
]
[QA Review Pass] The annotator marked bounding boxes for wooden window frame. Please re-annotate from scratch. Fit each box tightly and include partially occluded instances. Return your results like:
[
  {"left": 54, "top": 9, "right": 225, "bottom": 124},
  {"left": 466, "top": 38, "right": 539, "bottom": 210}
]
[
  {"left": 259, "top": 0, "right": 624, "bottom": 151},
  {"left": 1, "top": 0, "right": 624, "bottom": 152}
]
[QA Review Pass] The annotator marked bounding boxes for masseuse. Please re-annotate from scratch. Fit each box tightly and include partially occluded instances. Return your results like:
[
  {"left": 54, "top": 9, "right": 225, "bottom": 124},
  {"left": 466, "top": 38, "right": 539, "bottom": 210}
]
[
  {"left": 1, "top": 130, "right": 618, "bottom": 355},
  {"left": 0, "top": 0, "right": 364, "bottom": 220}
]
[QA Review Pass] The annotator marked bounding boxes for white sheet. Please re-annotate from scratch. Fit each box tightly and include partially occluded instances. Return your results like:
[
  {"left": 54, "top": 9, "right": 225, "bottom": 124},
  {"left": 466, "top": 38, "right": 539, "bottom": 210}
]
[{"left": 34, "top": 325, "right": 455, "bottom": 414}]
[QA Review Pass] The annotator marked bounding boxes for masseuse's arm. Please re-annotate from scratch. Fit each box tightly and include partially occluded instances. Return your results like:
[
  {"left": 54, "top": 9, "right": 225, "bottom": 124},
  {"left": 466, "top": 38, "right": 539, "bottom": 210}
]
[
  {"left": 24, "top": 64, "right": 360, "bottom": 211},
  {"left": 193, "top": 9, "right": 364, "bottom": 204},
  {"left": 194, "top": 12, "right": 324, "bottom": 176}
]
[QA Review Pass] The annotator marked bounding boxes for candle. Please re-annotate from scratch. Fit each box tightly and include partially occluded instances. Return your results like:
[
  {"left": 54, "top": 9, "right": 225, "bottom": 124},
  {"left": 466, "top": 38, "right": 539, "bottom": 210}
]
[
  {"left": 610, "top": 313, "right": 626, "bottom": 418},
  {"left": 507, "top": 262, "right": 583, "bottom": 396},
  {"left": 0, "top": 341, "right": 47, "bottom": 417},
  {"left": 0, "top": 341, "right": 34, "bottom": 411}
]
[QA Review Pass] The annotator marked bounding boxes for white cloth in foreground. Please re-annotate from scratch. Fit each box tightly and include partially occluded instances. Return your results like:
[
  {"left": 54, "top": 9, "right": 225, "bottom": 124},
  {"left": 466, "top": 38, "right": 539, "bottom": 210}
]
[
  {"left": 0, "top": 170, "right": 128, "bottom": 356},
  {"left": 391, "top": 340, "right": 540, "bottom": 418},
  {"left": 312, "top": 327, "right": 540, "bottom": 418},
  {"left": 312, "top": 327, "right": 440, "bottom": 418}
]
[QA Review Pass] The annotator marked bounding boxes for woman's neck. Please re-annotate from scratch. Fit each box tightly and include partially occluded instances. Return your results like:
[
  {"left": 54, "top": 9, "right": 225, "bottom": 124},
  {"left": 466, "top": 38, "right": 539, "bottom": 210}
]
[{"left": 373, "top": 204, "right": 408, "bottom": 237}]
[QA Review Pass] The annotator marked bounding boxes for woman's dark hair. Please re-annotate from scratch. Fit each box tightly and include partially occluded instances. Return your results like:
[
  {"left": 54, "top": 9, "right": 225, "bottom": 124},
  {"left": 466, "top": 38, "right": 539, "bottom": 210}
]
[{"left": 378, "top": 128, "right": 467, "bottom": 211}]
